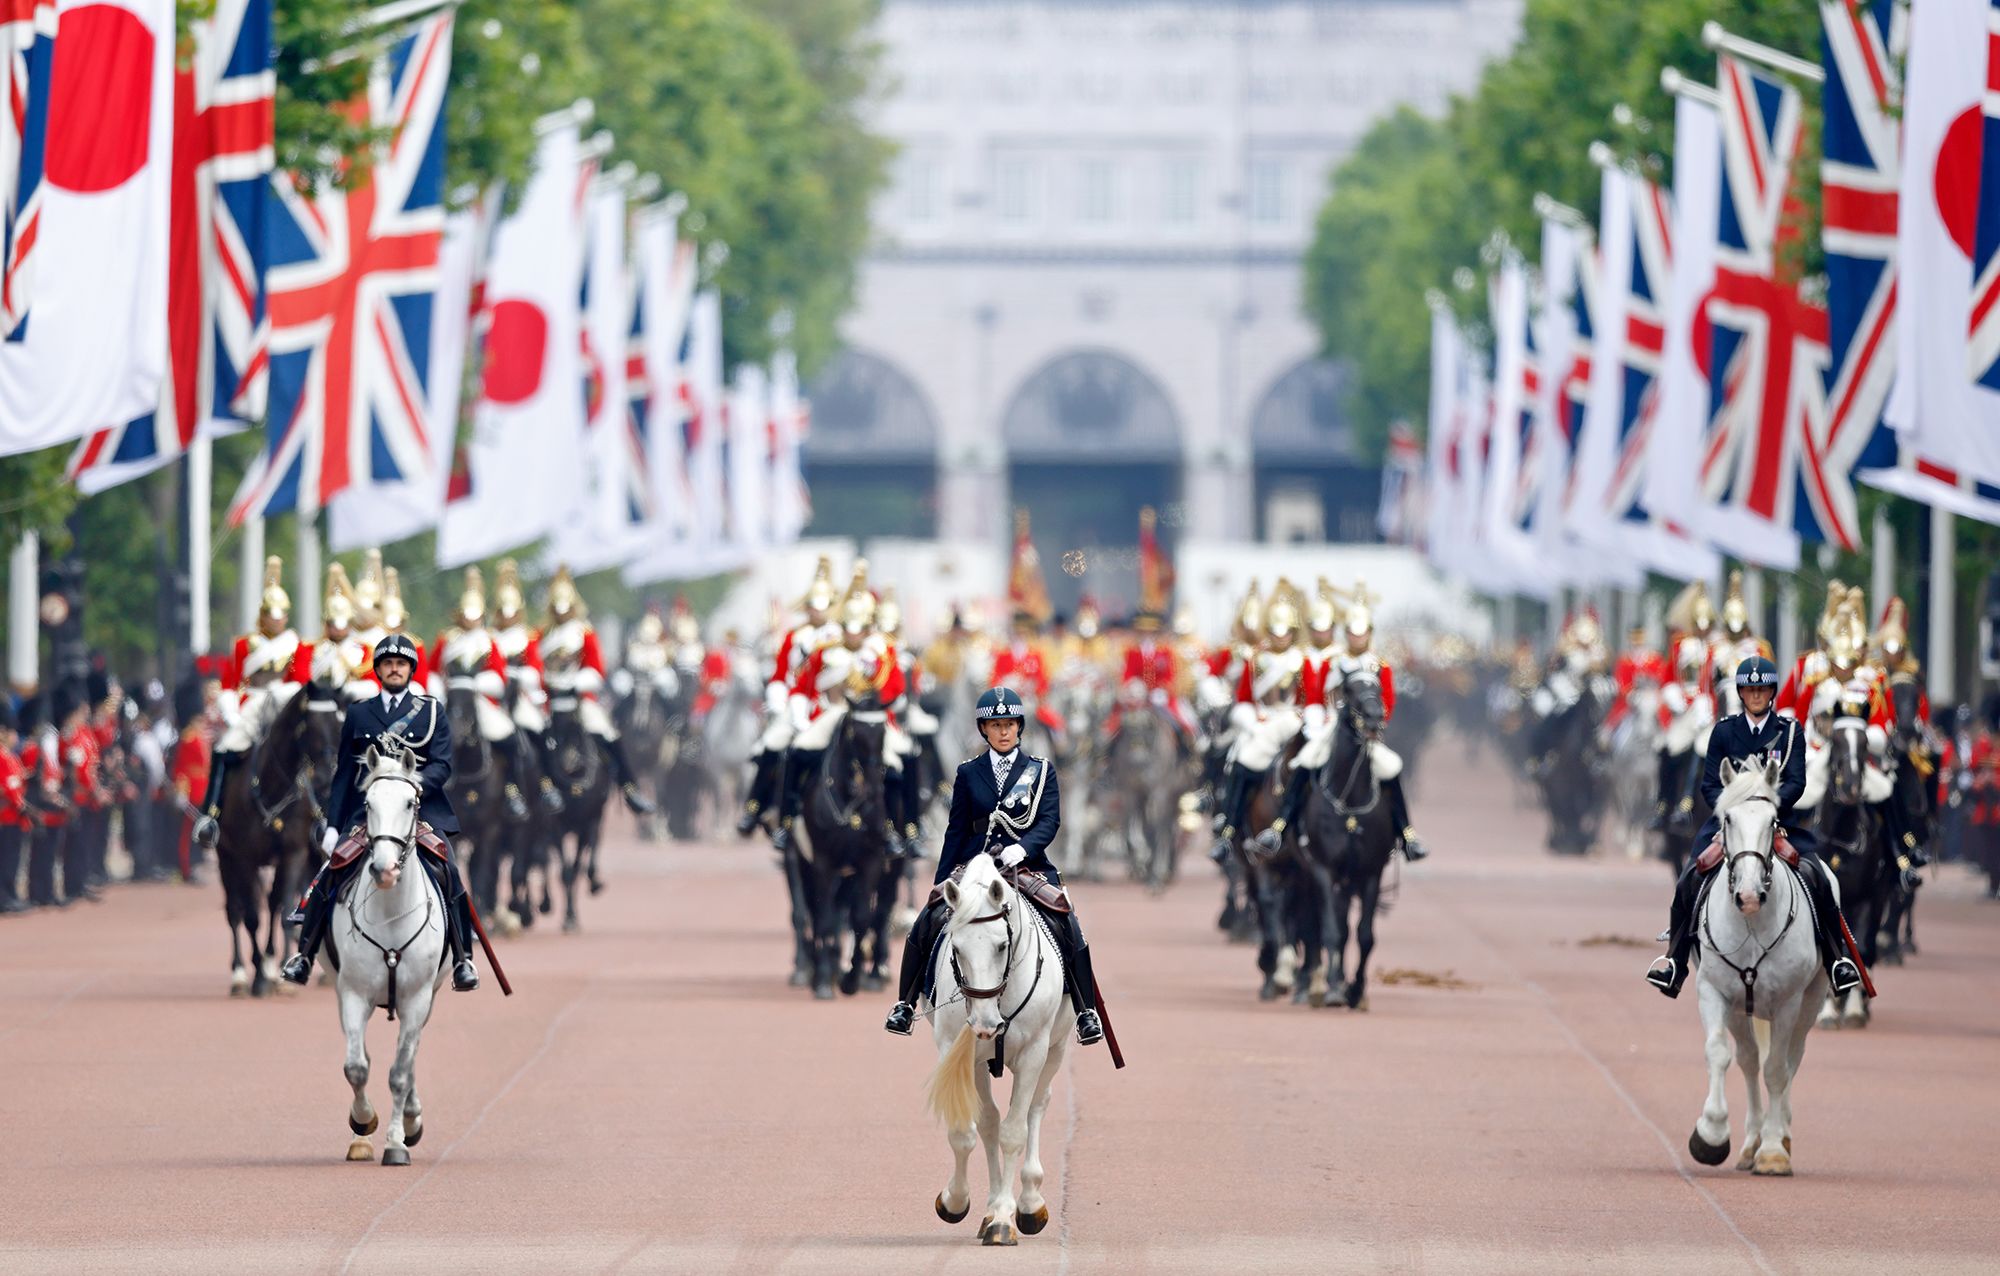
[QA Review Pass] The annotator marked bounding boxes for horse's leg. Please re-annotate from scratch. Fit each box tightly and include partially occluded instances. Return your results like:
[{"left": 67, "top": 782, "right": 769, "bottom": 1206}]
[
  {"left": 941, "top": 1098, "right": 977, "bottom": 1224},
  {"left": 242, "top": 862, "right": 270, "bottom": 998},
  {"left": 1251, "top": 863, "right": 1288, "bottom": 1000},
  {"left": 782, "top": 844, "right": 813, "bottom": 986},
  {"left": 223, "top": 862, "right": 250, "bottom": 996},
  {"left": 973, "top": 1066, "right": 1011, "bottom": 1243},
  {"left": 381, "top": 975, "right": 436, "bottom": 1168},
  {"left": 1326, "top": 879, "right": 1354, "bottom": 1007},
  {"left": 1688, "top": 979, "right": 1734, "bottom": 1166},
  {"left": 1015, "top": 1035, "right": 1067, "bottom": 1235},
  {"left": 983, "top": 1038, "right": 1047, "bottom": 1246},
  {"left": 1730, "top": 1015, "right": 1765, "bottom": 1171},
  {"left": 1347, "top": 871, "right": 1382, "bottom": 1011},
  {"left": 810, "top": 855, "right": 840, "bottom": 1001},
  {"left": 339, "top": 985, "right": 376, "bottom": 1161},
  {"left": 1752, "top": 998, "right": 1804, "bottom": 1175},
  {"left": 1301, "top": 861, "right": 1334, "bottom": 1007},
  {"left": 560, "top": 830, "right": 581, "bottom": 933}
]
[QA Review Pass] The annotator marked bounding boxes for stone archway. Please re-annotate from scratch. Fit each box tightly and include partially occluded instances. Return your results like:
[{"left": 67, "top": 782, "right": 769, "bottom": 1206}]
[
  {"left": 802, "top": 348, "right": 941, "bottom": 537},
  {"left": 1248, "top": 357, "right": 1375, "bottom": 543},
  {"left": 1000, "top": 349, "right": 1182, "bottom": 616}
]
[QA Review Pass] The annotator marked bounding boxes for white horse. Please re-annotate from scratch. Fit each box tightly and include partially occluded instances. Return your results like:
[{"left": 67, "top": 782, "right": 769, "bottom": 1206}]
[
  {"left": 332, "top": 738, "right": 450, "bottom": 1167},
  {"left": 1607, "top": 684, "right": 1663, "bottom": 859},
  {"left": 923, "top": 856, "right": 1074, "bottom": 1246},
  {"left": 1686, "top": 757, "right": 1827, "bottom": 1177}
]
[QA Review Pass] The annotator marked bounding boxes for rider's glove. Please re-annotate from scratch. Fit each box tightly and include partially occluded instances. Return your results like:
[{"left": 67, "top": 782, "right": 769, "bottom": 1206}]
[
  {"left": 997, "top": 844, "right": 1027, "bottom": 869},
  {"left": 321, "top": 827, "right": 339, "bottom": 855}
]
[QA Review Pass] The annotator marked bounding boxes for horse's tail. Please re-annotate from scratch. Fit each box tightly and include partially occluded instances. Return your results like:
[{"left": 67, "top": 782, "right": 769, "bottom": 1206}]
[{"left": 925, "top": 1023, "right": 979, "bottom": 1129}]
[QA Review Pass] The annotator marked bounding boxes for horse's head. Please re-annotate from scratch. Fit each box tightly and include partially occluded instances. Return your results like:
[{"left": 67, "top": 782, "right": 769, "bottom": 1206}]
[
  {"left": 834, "top": 704, "right": 889, "bottom": 827},
  {"left": 1339, "top": 669, "right": 1387, "bottom": 739},
  {"left": 942, "top": 856, "right": 1016, "bottom": 1040},
  {"left": 1887, "top": 678, "right": 1924, "bottom": 747},
  {"left": 1715, "top": 756, "right": 1781, "bottom": 914},
  {"left": 298, "top": 692, "right": 344, "bottom": 802},
  {"left": 1827, "top": 717, "right": 1869, "bottom": 808},
  {"left": 361, "top": 739, "right": 422, "bottom": 890}
]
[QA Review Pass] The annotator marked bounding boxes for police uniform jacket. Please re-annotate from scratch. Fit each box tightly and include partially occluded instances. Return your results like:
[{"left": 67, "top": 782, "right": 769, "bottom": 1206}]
[
  {"left": 1697, "top": 710, "right": 1813, "bottom": 850},
  {"left": 934, "top": 751, "right": 1061, "bottom": 885},
  {"left": 326, "top": 690, "right": 459, "bottom": 839}
]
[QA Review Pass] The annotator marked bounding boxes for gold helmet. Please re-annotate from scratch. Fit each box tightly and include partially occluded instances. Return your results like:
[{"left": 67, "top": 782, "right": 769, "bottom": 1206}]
[
  {"left": 1345, "top": 579, "right": 1376, "bottom": 642},
  {"left": 799, "top": 555, "right": 837, "bottom": 617},
  {"left": 1264, "top": 578, "right": 1302, "bottom": 645},
  {"left": 494, "top": 558, "right": 525, "bottom": 625},
  {"left": 456, "top": 565, "right": 486, "bottom": 628},
  {"left": 1232, "top": 579, "right": 1264, "bottom": 645},
  {"left": 323, "top": 562, "right": 355, "bottom": 636},
  {"left": 383, "top": 567, "right": 407, "bottom": 633},
  {"left": 877, "top": 585, "right": 903, "bottom": 639},
  {"left": 839, "top": 559, "right": 875, "bottom": 634},
  {"left": 1721, "top": 569, "right": 1751, "bottom": 638},
  {"left": 1665, "top": 579, "right": 1713, "bottom": 637},
  {"left": 257, "top": 556, "right": 290, "bottom": 635},
  {"left": 1567, "top": 609, "right": 1601, "bottom": 653},
  {"left": 1307, "top": 577, "right": 1341, "bottom": 637},
  {"left": 1825, "top": 598, "right": 1862, "bottom": 669},
  {"left": 634, "top": 610, "right": 666, "bottom": 646},
  {"left": 1873, "top": 596, "right": 1910, "bottom": 662},
  {"left": 547, "top": 564, "right": 584, "bottom": 623},
  {"left": 1816, "top": 579, "right": 1849, "bottom": 649},
  {"left": 353, "top": 549, "right": 384, "bottom": 630}
]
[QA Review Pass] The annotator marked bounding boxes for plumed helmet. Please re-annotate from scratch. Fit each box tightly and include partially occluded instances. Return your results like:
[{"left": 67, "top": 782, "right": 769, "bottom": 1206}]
[
  {"left": 1734, "top": 654, "right": 1779, "bottom": 689},
  {"left": 670, "top": 611, "right": 700, "bottom": 646},
  {"left": 371, "top": 632, "right": 419, "bottom": 670},
  {"left": 800, "top": 555, "right": 837, "bottom": 615},
  {"left": 86, "top": 667, "right": 111, "bottom": 707},
  {"left": 456, "top": 565, "right": 486, "bottom": 627},
  {"left": 1345, "top": 579, "right": 1376, "bottom": 640},
  {"left": 838, "top": 559, "right": 875, "bottom": 633},
  {"left": 975, "top": 685, "right": 1026, "bottom": 724},
  {"left": 1264, "top": 578, "right": 1301, "bottom": 640},
  {"left": 1170, "top": 605, "right": 1196, "bottom": 637},
  {"left": 1568, "top": 609, "right": 1601, "bottom": 651},
  {"left": 634, "top": 610, "right": 666, "bottom": 645},
  {"left": 324, "top": 562, "right": 356, "bottom": 635},
  {"left": 1873, "top": 596, "right": 1909, "bottom": 658},
  {"left": 382, "top": 567, "right": 407, "bottom": 632},
  {"left": 1826, "top": 599, "right": 1862, "bottom": 668},
  {"left": 1307, "top": 577, "right": 1340, "bottom": 636},
  {"left": 353, "top": 549, "right": 385, "bottom": 629},
  {"left": 1232, "top": 579, "right": 1263, "bottom": 643},
  {"left": 1816, "top": 579, "right": 1849, "bottom": 647},
  {"left": 257, "top": 556, "right": 290, "bottom": 633},
  {"left": 876, "top": 585, "right": 903, "bottom": 639},
  {"left": 1721, "top": 569, "right": 1751, "bottom": 637},
  {"left": 494, "top": 558, "right": 525, "bottom": 624},
  {"left": 53, "top": 678, "right": 87, "bottom": 725},
  {"left": 172, "top": 674, "right": 205, "bottom": 727},
  {"left": 547, "top": 564, "right": 584, "bottom": 623},
  {"left": 1075, "top": 596, "right": 1100, "bottom": 639}
]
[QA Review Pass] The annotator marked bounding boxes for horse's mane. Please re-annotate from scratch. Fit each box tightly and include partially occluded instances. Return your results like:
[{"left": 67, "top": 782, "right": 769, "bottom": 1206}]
[
  {"left": 1713, "top": 762, "right": 1778, "bottom": 818},
  {"left": 946, "top": 857, "right": 1012, "bottom": 933}
]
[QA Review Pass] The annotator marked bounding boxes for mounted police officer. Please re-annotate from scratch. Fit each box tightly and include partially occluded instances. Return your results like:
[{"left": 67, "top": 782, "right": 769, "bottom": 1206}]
[
  {"left": 884, "top": 686, "right": 1105, "bottom": 1047},
  {"left": 280, "top": 634, "right": 480, "bottom": 993},
  {"left": 1645, "top": 654, "right": 1864, "bottom": 1000}
]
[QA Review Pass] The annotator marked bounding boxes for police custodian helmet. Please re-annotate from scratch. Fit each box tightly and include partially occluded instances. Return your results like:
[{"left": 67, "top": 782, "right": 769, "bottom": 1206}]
[
  {"left": 372, "top": 633, "right": 420, "bottom": 670},
  {"left": 975, "top": 686, "right": 1026, "bottom": 724},
  {"left": 1734, "top": 654, "right": 1779, "bottom": 689}
]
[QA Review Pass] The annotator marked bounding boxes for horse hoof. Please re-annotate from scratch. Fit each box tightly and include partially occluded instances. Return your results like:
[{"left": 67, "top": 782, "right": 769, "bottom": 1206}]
[
  {"left": 382, "top": 1146, "right": 411, "bottom": 1168},
  {"left": 539, "top": 897, "right": 553, "bottom": 915},
  {"left": 562, "top": 917, "right": 579, "bottom": 934},
  {"left": 934, "top": 1193, "right": 969, "bottom": 1224},
  {"left": 349, "top": 1112, "right": 379, "bottom": 1136},
  {"left": 588, "top": 878, "right": 604, "bottom": 896},
  {"left": 980, "top": 1220, "right": 1018, "bottom": 1247},
  {"left": 403, "top": 1118, "right": 423, "bottom": 1147},
  {"left": 838, "top": 974, "right": 860, "bottom": 997},
  {"left": 1752, "top": 1150, "right": 1792, "bottom": 1176},
  {"left": 1349, "top": 996, "right": 1370, "bottom": 1013},
  {"left": 345, "top": 1137, "right": 374, "bottom": 1162},
  {"left": 1290, "top": 983, "right": 1312, "bottom": 1006},
  {"left": 250, "top": 973, "right": 270, "bottom": 999},
  {"left": 229, "top": 981, "right": 247, "bottom": 999},
  {"left": 861, "top": 971, "right": 887, "bottom": 993},
  {"left": 1307, "top": 987, "right": 1327, "bottom": 1009},
  {"left": 1258, "top": 980, "right": 1279, "bottom": 1002},
  {"left": 1688, "top": 1130, "right": 1730, "bottom": 1167},
  {"left": 1734, "top": 1140, "right": 1760, "bottom": 1172},
  {"left": 813, "top": 984, "right": 835, "bottom": 1002},
  {"left": 787, "top": 969, "right": 809, "bottom": 988},
  {"left": 1016, "top": 1205, "right": 1050, "bottom": 1236}
]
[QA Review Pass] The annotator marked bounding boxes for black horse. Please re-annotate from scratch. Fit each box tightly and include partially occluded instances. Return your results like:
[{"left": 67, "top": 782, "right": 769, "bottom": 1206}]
[
  {"left": 1095, "top": 704, "right": 1187, "bottom": 888},
  {"left": 1531, "top": 681, "right": 1606, "bottom": 856},
  {"left": 794, "top": 704, "right": 892, "bottom": 1001},
  {"left": 1876, "top": 677, "right": 1936, "bottom": 964},
  {"left": 1816, "top": 718, "right": 1890, "bottom": 974},
  {"left": 215, "top": 688, "right": 339, "bottom": 997},
  {"left": 444, "top": 686, "right": 508, "bottom": 922},
  {"left": 544, "top": 696, "right": 612, "bottom": 932},
  {"left": 1296, "top": 669, "right": 1399, "bottom": 1010}
]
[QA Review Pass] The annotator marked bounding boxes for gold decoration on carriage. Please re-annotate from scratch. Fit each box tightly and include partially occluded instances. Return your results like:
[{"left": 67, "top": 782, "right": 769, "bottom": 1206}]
[
  {"left": 383, "top": 566, "right": 409, "bottom": 633},
  {"left": 1721, "top": 569, "right": 1752, "bottom": 638},
  {"left": 353, "top": 548, "right": 385, "bottom": 629},
  {"left": 257, "top": 555, "right": 290, "bottom": 633},
  {"left": 494, "top": 557, "right": 525, "bottom": 624},
  {"left": 800, "top": 554, "right": 837, "bottom": 614},
  {"left": 456, "top": 565, "right": 486, "bottom": 627},
  {"left": 323, "top": 562, "right": 356, "bottom": 635}
]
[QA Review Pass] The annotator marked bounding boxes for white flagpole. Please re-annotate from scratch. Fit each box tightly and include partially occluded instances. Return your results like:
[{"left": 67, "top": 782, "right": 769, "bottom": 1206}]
[
  {"left": 238, "top": 516, "right": 264, "bottom": 634},
  {"left": 1870, "top": 507, "right": 1895, "bottom": 631},
  {"left": 297, "top": 510, "right": 322, "bottom": 637},
  {"left": 1929, "top": 507, "right": 1956, "bottom": 701},
  {"left": 1776, "top": 578, "right": 1799, "bottom": 664},
  {"left": 188, "top": 434, "right": 212, "bottom": 655},
  {"left": 8, "top": 532, "right": 38, "bottom": 692}
]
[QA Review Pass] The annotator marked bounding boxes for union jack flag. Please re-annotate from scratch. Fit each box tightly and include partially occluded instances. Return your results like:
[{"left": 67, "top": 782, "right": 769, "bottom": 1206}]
[
  {"left": 1702, "top": 55, "right": 1858, "bottom": 551},
  {"left": 68, "top": 0, "right": 272, "bottom": 492},
  {"left": 621, "top": 278, "right": 653, "bottom": 524},
  {"left": 1, "top": 0, "right": 55, "bottom": 340},
  {"left": 1972, "top": 0, "right": 2000, "bottom": 388},
  {"left": 1602, "top": 172, "right": 1671, "bottom": 528},
  {"left": 1551, "top": 236, "right": 1599, "bottom": 525},
  {"left": 230, "top": 14, "right": 453, "bottom": 524}
]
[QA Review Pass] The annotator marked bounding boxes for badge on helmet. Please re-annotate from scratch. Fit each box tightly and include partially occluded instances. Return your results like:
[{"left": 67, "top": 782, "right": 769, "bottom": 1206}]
[
  {"left": 975, "top": 686, "right": 1026, "bottom": 723},
  {"left": 373, "top": 633, "right": 419, "bottom": 670},
  {"left": 1734, "top": 655, "right": 1778, "bottom": 688}
]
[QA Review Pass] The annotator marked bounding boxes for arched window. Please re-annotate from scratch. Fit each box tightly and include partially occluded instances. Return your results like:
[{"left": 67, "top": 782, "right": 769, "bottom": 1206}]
[{"left": 1000, "top": 349, "right": 1181, "bottom": 462}]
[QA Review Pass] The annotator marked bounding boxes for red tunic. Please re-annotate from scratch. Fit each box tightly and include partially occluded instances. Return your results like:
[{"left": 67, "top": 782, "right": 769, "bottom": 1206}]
[
  {"left": 62, "top": 724, "right": 104, "bottom": 811},
  {"left": 16, "top": 736, "right": 62, "bottom": 828},
  {"left": 1120, "top": 641, "right": 1177, "bottom": 694},
  {"left": 1607, "top": 650, "right": 1669, "bottom": 727},
  {"left": 695, "top": 648, "right": 732, "bottom": 717},
  {"left": 0, "top": 748, "right": 26, "bottom": 828},
  {"left": 171, "top": 728, "right": 212, "bottom": 803}
]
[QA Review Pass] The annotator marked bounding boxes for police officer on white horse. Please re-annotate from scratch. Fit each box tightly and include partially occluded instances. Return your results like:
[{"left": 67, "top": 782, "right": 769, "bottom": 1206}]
[
  {"left": 884, "top": 686, "right": 1105, "bottom": 1046},
  {"left": 281, "top": 635, "right": 480, "bottom": 993}
]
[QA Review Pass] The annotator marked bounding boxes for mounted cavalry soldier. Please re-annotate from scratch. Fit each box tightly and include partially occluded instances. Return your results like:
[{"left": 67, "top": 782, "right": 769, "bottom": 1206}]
[
  {"left": 878, "top": 586, "right": 940, "bottom": 858},
  {"left": 193, "top": 557, "right": 305, "bottom": 847},
  {"left": 428, "top": 566, "right": 543, "bottom": 820},
  {"left": 1645, "top": 655, "right": 1866, "bottom": 1001},
  {"left": 737, "top": 556, "right": 839, "bottom": 836},
  {"left": 282, "top": 634, "right": 481, "bottom": 992},
  {"left": 295, "top": 564, "right": 371, "bottom": 702},
  {"left": 535, "top": 565, "right": 654, "bottom": 815},
  {"left": 1708, "top": 572, "right": 1772, "bottom": 718},
  {"left": 483, "top": 558, "right": 561, "bottom": 815},
  {"left": 991, "top": 510, "right": 1066, "bottom": 744},
  {"left": 1210, "top": 579, "right": 1309, "bottom": 861},
  {"left": 1652, "top": 632, "right": 1717, "bottom": 830},
  {"left": 884, "top": 685, "right": 1107, "bottom": 1049},
  {"left": 1776, "top": 582, "right": 1861, "bottom": 720}
]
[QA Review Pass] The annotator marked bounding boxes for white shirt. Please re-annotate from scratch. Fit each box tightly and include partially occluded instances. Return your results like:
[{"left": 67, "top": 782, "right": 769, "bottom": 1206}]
[
  {"left": 1745, "top": 710, "right": 1770, "bottom": 734},
  {"left": 381, "top": 689, "right": 408, "bottom": 718},
  {"left": 988, "top": 747, "right": 1018, "bottom": 788}
]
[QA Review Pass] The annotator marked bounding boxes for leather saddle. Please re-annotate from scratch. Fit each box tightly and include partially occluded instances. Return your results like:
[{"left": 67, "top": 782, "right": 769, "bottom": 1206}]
[
  {"left": 1693, "top": 831, "right": 1799, "bottom": 874},
  {"left": 327, "top": 823, "right": 452, "bottom": 871},
  {"left": 926, "top": 862, "right": 1072, "bottom": 915}
]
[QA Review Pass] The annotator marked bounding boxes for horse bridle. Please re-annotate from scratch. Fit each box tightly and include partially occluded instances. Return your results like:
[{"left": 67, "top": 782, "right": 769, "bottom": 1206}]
[
  {"left": 1705, "top": 792, "right": 1798, "bottom": 1015},
  {"left": 1722, "top": 792, "right": 1780, "bottom": 906},
  {"left": 1319, "top": 672, "right": 1384, "bottom": 822},
  {"left": 947, "top": 862, "right": 1048, "bottom": 1078},
  {"left": 367, "top": 770, "right": 422, "bottom": 880}
]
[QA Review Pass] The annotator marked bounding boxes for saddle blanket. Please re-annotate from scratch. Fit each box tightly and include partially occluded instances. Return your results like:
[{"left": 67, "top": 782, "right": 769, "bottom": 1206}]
[
  {"left": 1693, "top": 832, "right": 1799, "bottom": 874},
  {"left": 328, "top": 823, "right": 453, "bottom": 871},
  {"left": 926, "top": 864, "right": 1071, "bottom": 915}
]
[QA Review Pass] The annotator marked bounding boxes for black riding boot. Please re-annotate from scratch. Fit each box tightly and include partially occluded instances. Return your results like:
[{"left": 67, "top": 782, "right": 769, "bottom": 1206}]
[
  {"left": 1646, "top": 859, "right": 1704, "bottom": 998},
  {"left": 419, "top": 852, "right": 480, "bottom": 991},
  {"left": 1051, "top": 911, "right": 1104, "bottom": 1044},
  {"left": 1384, "top": 774, "right": 1426, "bottom": 860},
  {"left": 886, "top": 898, "right": 948, "bottom": 1035},
  {"left": 597, "top": 734, "right": 657, "bottom": 815},
  {"left": 192, "top": 751, "right": 241, "bottom": 847},
  {"left": 738, "top": 749, "right": 782, "bottom": 836},
  {"left": 772, "top": 748, "right": 824, "bottom": 854},
  {"left": 1252, "top": 768, "right": 1313, "bottom": 855},
  {"left": 1210, "top": 763, "right": 1264, "bottom": 863},
  {"left": 1799, "top": 856, "right": 1863, "bottom": 995},
  {"left": 281, "top": 861, "right": 343, "bottom": 984},
  {"left": 1649, "top": 750, "right": 1675, "bottom": 831},
  {"left": 0, "top": 826, "right": 26, "bottom": 913},
  {"left": 890, "top": 764, "right": 924, "bottom": 858},
  {"left": 524, "top": 729, "right": 564, "bottom": 812}
]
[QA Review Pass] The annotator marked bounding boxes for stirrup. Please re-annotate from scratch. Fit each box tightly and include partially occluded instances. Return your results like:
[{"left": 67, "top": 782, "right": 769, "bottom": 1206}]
[
  {"left": 1829, "top": 958, "right": 1861, "bottom": 995},
  {"left": 735, "top": 804, "right": 763, "bottom": 837},
  {"left": 1644, "top": 956, "right": 1679, "bottom": 998},
  {"left": 503, "top": 784, "right": 529, "bottom": 819},
  {"left": 621, "top": 783, "right": 656, "bottom": 815},
  {"left": 453, "top": 959, "right": 479, "bottom": 992},
  {"left": 884, "top": 1001, "right": 916, "bottom": 1036},
  {"left": 193, "top": 814, "right": 220, "bottom": 848},
  {"left": 538, "top": 779, "right": 565, "bottom": 814},
  {"left": 281, "top": 953, "right": 312, "bottom": 986},
  {"left": 1075, "top": 1009, "right": 1104, "bottom": 1045},
  {"left": 1399, "top": 831, "right": 1428, "bottom": 861}
]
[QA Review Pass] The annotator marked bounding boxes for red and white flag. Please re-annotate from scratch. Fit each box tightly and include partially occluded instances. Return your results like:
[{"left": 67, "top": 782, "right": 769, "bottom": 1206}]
[
  {"left": 0, "top": 0, "right": 170, "bottom": 455},
  {"left": 768, "top": 349, "right": 810, "bottom": 545}
]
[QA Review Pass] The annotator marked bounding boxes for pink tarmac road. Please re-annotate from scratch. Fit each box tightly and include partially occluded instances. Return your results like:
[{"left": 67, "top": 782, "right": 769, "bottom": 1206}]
[{"left": 3, "top": 745, "right": 1997, "bottom": 1275}]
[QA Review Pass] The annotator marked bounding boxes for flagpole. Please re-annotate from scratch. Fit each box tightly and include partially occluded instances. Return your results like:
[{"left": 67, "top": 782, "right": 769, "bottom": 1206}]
[
  {"left": 1929, "top": 506, "right": 1956, "bottom": 701},
  {"left": 1699, "top": 22, "right": 1826, "bottom": 85},
  {"left": 188, "top": 434, "right": 212, "bottom": 658},
  {"left": 1870, "top": 506, "right": 1896, "bottom": 630},
  {"left": 8, "top": 533, "right": 38, "bottom": 694},
  {"left": 1659, "top": 67, "right": 1722, "bottom": 109},
  {"left": 238, "top": 516, "right": 264, "bottom": 634},
  {"left": 297, "top": 509, "right": 322, "bottom": 637}
]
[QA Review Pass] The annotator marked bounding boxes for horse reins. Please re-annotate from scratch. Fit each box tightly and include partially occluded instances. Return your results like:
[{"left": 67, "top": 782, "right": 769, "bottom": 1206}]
[
  {"left": 947, "top": 876, "right": 1049, "bottom": 1079},
  {"left": 349, "top": 766, "right": 430, "bottom": 1021},
  {"left": 1703, "top": 793, "right": 1798, "bottom": 1017}
]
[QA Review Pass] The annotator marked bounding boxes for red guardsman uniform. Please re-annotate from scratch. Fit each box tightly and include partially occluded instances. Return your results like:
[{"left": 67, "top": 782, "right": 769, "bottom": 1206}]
[
  {"left": 991, "top": 638, "right": 1064, "bottom": 734},
  {"left": 62, "top": 720, "right": 104, "bottom": 813},
  {"left": 694, "top": 646, "right": 731, "bottom": 718},
  {"left": 1606, "top": 646, "right": 1670, "bottom": 729},
  {"left": 0, "top": 745, "right": 27, "bottom": 830},
  {"left": 17, "top": 730, "right": 63, "bottom": 831}
]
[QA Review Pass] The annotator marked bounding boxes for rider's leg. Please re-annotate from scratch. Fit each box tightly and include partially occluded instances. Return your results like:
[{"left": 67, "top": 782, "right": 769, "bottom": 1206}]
[
  {"left": 1210, "top": 763, "right": 1264, "bottom": 862},
  {"left": 1796, "top": 850, "right": 1863, "bottom": 995},
  {"left": 1647, "top": 816, "right": 1717, "bottom": 998},
  {"left": 592, "top": 728, "right": 657, "bottom": 815},
  {"left": 772, "top": 748, "right": 824, "bottom": 853},
  {"left": 886, "top": 898, "right": 948, "bottom": 1034},
  {"left": 281, "top": 860, "right": 353, "bottom": 984},
  {"left": 1650, "top": 749, "right": 1675, "bottom": 830},
  {"left": 738, "top": 748, "right": 781, "bottom": 835},
  {"left": 1047, "top": 908, "right": 1104, "bottom": 1044},
  {"left": 1384, "top": 773, "right": 1427, "bottom": 861},
  {"left": 497, "top": 733, "right": 532, "bottom": 818},
  {"left": 192, "top": 750, "right": 242, "bottom": 847},
  {"left": 420, "top": 849, "right": 480, "bottom": 992},
  {"left": 1252, "top": 765, "right": 1313, "bottom": 854}
]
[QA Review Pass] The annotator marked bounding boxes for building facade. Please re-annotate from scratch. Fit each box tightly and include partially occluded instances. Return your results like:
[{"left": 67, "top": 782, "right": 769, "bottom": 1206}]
[{"left": 808, "top": 0, "right": 1523, "bottom": 613}]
